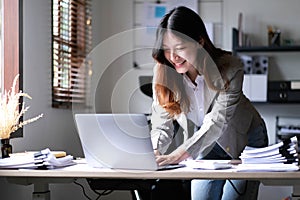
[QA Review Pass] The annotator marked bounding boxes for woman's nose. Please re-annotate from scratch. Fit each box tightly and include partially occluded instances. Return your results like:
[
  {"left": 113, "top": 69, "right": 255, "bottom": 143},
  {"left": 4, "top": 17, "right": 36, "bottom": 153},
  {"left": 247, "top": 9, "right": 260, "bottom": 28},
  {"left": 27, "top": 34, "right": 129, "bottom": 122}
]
[{"left": 170, "top": 52, "right": 179, "bottom": 62}]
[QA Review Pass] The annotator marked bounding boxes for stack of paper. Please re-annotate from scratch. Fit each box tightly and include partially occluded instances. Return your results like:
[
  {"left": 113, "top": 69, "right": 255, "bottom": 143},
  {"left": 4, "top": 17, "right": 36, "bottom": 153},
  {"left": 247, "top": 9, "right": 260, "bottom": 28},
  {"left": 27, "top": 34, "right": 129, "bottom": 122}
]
[
  {"left": 239, "top": 136, "right": 298, "bottom": 164},
  {"left": 236, "top": 163, "right": 299, "bottom": 172},
  {"left": 182, "top": 160, "right": 232, "bottom": 170},
  {"left": 236, "top": 136, "right": 299, "bottom": 172},
  {"left": 0, "top": 148, "right": 76, "bottom": 169}
]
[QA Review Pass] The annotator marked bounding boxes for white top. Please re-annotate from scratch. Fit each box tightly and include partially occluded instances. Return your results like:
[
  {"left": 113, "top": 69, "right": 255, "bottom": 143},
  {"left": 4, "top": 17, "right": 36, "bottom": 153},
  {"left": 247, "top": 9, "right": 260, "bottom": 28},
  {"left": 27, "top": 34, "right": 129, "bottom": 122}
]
[{"left": 183, "top": 74, "right": 205, "bottom": 127}]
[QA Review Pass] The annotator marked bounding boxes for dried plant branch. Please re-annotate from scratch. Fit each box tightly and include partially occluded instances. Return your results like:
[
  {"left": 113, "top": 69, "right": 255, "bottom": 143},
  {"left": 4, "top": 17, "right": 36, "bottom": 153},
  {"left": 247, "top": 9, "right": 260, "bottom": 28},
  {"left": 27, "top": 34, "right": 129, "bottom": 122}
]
[{"left": 0, "top": 74, "right": 43, "bottom": 139}]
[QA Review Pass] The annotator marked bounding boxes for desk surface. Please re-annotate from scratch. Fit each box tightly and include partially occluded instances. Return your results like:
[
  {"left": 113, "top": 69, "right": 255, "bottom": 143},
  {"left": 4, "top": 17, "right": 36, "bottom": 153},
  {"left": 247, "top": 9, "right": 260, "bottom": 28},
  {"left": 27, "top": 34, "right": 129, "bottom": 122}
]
[{"left": 0, "top": 160, "right": 300, "bottom": 181}]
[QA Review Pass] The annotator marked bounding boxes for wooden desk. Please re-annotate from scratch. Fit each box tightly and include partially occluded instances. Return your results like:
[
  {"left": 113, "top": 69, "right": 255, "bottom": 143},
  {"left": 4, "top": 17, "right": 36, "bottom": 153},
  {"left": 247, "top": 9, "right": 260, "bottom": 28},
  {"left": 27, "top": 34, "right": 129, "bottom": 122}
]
[{"left": 1, "top": 160, "right": 300, "bottom": 200}]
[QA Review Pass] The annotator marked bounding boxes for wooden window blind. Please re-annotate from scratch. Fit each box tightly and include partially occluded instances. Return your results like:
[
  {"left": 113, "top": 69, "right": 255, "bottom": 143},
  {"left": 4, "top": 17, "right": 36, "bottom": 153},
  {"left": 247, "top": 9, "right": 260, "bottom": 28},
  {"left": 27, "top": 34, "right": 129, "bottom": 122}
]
[
  {"left": 2, "top": 0, "right": 22, "bottom": 94},
  {"left": 52, "top": 0, "right": 92, "bottom": 108},
  {"left": 2, "top": 0, "right": 23, "bottom": 138}
]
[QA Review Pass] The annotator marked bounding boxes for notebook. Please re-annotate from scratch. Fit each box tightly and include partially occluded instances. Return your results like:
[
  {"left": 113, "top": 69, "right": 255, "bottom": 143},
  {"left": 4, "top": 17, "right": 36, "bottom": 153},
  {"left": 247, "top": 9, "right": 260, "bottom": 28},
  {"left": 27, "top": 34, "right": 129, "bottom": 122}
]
[{"left": 74, "top": 113, "right": 185, "bottom": 171}]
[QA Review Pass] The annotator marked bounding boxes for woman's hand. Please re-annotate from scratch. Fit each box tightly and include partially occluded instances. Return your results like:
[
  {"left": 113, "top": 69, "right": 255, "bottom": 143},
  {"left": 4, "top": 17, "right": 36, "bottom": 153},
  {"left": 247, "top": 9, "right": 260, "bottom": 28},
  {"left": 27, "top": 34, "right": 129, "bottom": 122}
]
[
  {"left": 155, "top": 148, "right": 190, "bottom": 166},
  {"left": 154, "top": 149, "right": 161, "bottom": 156}
]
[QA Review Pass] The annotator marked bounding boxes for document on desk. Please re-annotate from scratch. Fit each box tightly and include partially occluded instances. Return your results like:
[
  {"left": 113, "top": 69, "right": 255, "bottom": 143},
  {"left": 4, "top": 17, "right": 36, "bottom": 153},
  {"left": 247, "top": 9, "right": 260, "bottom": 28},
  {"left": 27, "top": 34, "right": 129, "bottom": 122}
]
[
  {"left": 182, "top": 160, "right": 232, "bottom": 170},
  {"left": 240, "top": 136, "right": 298, "bottom": 165},
  {"left": 0, "top": 154, "right": 37, "bottom": 168},
  {"left": 236, "top": 136, "right": 299, "bottom": 172},
  {"left": 0, "top": 148, "right": 76, "bottom": 169},
  {"left": 235, "top": 163, "right": 299, "bottom": 172}
]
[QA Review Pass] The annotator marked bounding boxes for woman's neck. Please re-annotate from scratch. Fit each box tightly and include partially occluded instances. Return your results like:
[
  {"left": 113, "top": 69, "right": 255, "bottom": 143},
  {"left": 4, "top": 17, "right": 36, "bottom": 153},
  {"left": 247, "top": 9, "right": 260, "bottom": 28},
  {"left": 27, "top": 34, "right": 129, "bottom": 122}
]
[{"left": 186, "top": 67, "right": 200, "bottom": 84}]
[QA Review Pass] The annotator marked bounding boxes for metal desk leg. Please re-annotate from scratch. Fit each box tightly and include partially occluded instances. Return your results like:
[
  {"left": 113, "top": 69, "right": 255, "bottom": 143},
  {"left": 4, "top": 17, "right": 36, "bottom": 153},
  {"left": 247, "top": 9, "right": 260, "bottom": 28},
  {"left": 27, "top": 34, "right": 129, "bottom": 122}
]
[
  {"left": 7, "top": 177, "right": 74, "bottom": 200},
  {"left": 292, "top": 185, "right": 300, "bottom": 200},
  {"left": 132, "top": 190, "right": 142, "bottom": 200},
  {"left": 32, "top": 183, "right": 50, "bottom": 200}
]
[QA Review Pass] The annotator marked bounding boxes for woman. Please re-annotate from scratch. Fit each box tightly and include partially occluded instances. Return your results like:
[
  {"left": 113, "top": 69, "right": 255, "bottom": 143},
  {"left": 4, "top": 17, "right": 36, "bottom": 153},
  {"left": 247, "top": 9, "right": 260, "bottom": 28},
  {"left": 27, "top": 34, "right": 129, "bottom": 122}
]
[{"left": 150, "top": 6, "right": 268, "bottom": 200}]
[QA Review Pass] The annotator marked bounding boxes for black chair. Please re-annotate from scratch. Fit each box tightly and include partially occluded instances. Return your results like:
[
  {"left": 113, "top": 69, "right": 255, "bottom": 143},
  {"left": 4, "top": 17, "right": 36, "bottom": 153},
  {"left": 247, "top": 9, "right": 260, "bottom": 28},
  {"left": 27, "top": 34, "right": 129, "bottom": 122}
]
[{"left": 87, "top": 178, "right": 191, "bottom": 200}]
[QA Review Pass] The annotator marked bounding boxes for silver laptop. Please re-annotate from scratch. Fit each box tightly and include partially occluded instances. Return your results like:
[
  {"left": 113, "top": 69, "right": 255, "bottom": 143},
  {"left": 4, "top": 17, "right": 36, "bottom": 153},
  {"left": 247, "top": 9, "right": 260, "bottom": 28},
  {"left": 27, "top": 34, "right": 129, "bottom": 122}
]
[{"left": 75, "top": 113, "right": 183, "bottom": 171}]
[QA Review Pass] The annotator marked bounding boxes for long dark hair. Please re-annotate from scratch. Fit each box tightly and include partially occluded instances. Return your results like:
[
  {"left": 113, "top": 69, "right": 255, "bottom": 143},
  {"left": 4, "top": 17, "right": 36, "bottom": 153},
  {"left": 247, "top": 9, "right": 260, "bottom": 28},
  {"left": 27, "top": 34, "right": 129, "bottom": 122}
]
[{"left": 152, "top": 6, "right": 230, "bottom": 116}]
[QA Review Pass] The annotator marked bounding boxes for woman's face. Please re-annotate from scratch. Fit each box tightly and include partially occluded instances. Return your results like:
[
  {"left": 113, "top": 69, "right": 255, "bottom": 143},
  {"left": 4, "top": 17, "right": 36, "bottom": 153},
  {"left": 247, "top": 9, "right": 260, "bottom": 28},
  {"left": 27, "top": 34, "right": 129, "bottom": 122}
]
[{"left": 162, "top": 31, "right": 200, "bottom": 75}]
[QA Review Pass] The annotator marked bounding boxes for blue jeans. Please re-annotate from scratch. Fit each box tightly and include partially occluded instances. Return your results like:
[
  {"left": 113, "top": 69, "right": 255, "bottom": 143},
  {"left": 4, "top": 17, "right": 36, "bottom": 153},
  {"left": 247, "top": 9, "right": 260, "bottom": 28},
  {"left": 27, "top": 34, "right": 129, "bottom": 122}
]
[{"left": 191, "top": 120, "right": 268, "bottom": 200}]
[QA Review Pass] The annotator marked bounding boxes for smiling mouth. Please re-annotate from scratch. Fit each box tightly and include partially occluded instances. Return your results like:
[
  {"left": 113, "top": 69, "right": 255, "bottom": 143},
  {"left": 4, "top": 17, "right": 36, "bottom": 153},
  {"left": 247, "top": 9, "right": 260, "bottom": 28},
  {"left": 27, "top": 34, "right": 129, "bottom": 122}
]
[{"left": 174, "top": 60, "right": 186, "bottom": 68}]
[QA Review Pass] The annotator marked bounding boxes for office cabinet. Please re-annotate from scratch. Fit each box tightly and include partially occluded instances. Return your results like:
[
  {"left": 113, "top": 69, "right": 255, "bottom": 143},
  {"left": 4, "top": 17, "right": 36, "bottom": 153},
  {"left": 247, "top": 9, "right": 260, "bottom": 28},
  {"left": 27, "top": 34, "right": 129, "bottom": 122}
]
[
  {"left": 275, "top": 115, "right": 300, "bottom": 143},
  {"left": 232, "top": 28, "right": 300, "bottom": 103}
]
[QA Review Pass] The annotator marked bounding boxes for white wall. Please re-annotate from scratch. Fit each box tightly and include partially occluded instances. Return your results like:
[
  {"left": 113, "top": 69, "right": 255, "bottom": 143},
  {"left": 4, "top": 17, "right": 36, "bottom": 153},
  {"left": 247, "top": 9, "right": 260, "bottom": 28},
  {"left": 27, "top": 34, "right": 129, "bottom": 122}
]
[
  {"left": 1, "top": 0, "right": 300, "bottom": 199},
  {"left": 91, "top": 0, "right": 153, "bottom": 114},
  {"left": 1, "top": 0, "right": 133, "bottom": 199}
]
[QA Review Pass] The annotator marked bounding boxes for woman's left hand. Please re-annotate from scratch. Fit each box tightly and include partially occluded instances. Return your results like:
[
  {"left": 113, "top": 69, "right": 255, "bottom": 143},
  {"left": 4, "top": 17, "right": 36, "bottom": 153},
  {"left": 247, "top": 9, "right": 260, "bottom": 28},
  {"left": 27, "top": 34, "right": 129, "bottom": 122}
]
[{"left": 156, "top": 148, "right": 190, "bottom": 166}]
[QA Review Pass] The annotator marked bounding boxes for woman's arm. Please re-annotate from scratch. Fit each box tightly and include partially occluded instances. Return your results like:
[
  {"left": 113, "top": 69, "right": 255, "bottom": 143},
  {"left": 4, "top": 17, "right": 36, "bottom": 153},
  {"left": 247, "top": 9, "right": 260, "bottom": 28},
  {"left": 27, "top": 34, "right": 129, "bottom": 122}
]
[
  {"left": 150, "top": 64, "right": 177, "bottom": 154},
  {"left": 150, "top": 101, "right": 175, "bottom": 154}
]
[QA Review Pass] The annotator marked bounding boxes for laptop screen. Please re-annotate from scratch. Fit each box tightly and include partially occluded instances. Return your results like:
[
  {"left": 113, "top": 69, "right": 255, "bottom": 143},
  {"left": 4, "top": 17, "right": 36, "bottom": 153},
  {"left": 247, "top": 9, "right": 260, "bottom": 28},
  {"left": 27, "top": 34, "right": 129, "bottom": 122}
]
[{"left": 75, "top": 113, "right": 159, "bottom": 170}]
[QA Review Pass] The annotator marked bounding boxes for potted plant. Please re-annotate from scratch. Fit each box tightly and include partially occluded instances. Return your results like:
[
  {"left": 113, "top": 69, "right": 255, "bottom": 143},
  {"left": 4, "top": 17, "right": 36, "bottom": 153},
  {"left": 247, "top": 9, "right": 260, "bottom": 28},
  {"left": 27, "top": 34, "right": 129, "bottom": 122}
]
[{"left": 0, "top": 74, "right": 43, "bottom": 158}]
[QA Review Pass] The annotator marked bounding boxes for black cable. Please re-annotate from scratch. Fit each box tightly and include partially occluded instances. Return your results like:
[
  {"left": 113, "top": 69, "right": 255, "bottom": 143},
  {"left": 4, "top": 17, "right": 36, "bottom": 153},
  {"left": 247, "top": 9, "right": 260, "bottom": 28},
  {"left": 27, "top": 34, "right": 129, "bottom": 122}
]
[
  {"left": 74, "top": 180, "right": 114, "bottom": 200},
  {"left": 74, "top": 180, "right": 93, "bottom": 200},
  {"left": 94, "top": 190, "right": 114, "bottom": 200},
  {"left": 228, "top": 180, "right": 248, "bottom": 196}
]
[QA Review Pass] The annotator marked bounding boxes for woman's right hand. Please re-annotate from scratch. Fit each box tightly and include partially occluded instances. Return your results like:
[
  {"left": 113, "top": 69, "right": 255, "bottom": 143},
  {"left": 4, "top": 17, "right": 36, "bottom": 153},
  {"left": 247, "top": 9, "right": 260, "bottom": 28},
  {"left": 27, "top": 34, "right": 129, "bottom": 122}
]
[
  {"left": 154, "top": 149, "right": 161, "bottom": 156},
  {"left": 155, "top": 148, "right": 190, "bottom": 166}
]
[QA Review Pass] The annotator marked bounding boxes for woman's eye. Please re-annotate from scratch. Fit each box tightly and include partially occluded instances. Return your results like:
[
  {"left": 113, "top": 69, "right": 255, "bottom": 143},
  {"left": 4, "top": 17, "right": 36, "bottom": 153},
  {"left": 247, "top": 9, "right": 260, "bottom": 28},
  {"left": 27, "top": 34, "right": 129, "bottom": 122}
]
[{"left": 176, "top": 47, "right": 185, "bottom": 51}]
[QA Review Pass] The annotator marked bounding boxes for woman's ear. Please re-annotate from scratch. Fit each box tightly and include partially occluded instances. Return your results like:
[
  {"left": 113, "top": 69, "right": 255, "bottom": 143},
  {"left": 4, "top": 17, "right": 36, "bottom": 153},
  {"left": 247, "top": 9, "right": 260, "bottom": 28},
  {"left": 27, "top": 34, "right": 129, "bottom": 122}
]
[{"left": 199, "top": 38, "right": 204, "bottom": 46}]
